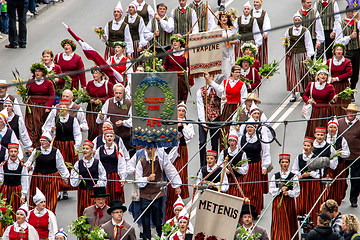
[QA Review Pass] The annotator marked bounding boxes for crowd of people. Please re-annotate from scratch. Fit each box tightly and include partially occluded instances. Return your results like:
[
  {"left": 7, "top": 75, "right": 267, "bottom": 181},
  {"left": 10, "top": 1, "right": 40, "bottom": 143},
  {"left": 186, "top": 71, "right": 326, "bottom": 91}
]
[{"left": 1, "top": 0, "right": 360, "bottom": 239}]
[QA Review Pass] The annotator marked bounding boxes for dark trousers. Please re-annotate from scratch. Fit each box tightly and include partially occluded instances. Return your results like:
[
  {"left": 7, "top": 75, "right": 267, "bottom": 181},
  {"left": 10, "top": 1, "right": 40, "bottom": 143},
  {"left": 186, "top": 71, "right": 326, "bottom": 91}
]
[
  {"left": 27, "top": 0, "right": 36, "bottom": 13},
  {"left": 323, "top": 30, "right": 333, "bottom": 60},
  {"left": 7, "top": 1, "right": 27, "bottom": 47},
  {"left": 312, "top": 39, "right": 323, "bottom": 60},
  {"left": 345, "top": 49, "right": 360, "bottom": 89},
  {"left": 345, "top": 160, "right": 360, "bottom": 204},
  {"left": 140, "top": 197, "right": 163, "bottom": 240},
  {"left": 122, "top": 135, "right": 135, "bottom": 158},
  {"left": 198, "top": 116, "right": 221, "bottom": 167}
]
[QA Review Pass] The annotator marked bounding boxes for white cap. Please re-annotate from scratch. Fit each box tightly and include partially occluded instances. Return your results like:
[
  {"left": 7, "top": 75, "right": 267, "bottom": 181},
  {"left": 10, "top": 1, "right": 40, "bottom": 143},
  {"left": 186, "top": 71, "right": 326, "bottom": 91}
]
[
  {"left": 173, "top": 195, "right": 185, "bottom": 212},
  {"left": 114, "top": 1, "right": 123, "bottom": 14},
  {"left": 0, "top": 109, "right": 8, "bottom": 124},
  {"left": 17, "top": 202, "right": 29, "bottom": 218},
  {"left": 317, "top": 68, "right": 329, "bottom": 76},
  {"left": 244, "top": 1, "right": 251, "bottom": 8},
  {"left": 246, "top": 117, "right": 257, "bottom": 129},
  {"left": 328, "top": 116, "right": 339, "bottom": 127},
  {"left": 249, "top": 101, "right": 260, "bottom": 115},
  {"left": 33, "top": 187, "right": 46, "bottom": 206},
  {"left": 40, "top": 131, "right": 53, "bottom": 142},
  {"left": 178, "top": 208, "right": 189, "bottom": 222},
  {"left": 293, "top": 12, "right": 302, "bottom": 20},
  {"left": 178, "top": 101, "right": 187, "bottom": 113}
]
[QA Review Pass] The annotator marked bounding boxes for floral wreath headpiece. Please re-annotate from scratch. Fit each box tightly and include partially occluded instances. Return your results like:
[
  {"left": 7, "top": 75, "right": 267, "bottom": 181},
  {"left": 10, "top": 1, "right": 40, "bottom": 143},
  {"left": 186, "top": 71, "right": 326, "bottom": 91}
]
[
  {"left": 61, "top": 39, "right": 77, "bottom": 51},
  {"left": 30, "top": 63, "right": 49, "bottom": 75},
  {"left": 113, "top": 41, "right": 127, "bottom": 48},
  {"left": 235, "top": 56, "right": 255, "bottom": 66},
  {"left": 170, "top": 35, "right": 185, "bottom": 45},
  {"left": 241, "top": 42, "right": 258, "bottom": 56}
]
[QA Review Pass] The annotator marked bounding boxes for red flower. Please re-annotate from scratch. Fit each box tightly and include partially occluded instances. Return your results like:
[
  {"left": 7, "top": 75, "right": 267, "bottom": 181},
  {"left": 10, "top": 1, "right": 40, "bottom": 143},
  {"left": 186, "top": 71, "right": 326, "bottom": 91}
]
[
  {"left": 195, "top": 232, "right": 205, "bottom": 240},
  {"left": 0, "top": 207, "right": 7, "bottom": 214}
]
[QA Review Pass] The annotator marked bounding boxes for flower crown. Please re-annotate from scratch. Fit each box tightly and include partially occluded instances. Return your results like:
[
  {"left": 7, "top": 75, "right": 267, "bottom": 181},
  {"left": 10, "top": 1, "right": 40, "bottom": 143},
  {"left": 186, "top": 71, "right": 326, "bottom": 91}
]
[
  {"left": 241, "top": 42, "right": 258, "bottom": 56},
  {"left": 61, "top": 39, "right": 77, "bottom": 51},
  {"left": 30, "top": 63, "right": 49, "bottom": 75},
  {"left": 91, "top": 65, "right": 104, "bottom": 74},
  {"left": 113, "top": 41, "right": 127, "bottom": 48},
  {"left": 332, "top": 43, "right": 345, "bottom": 50},
  {"left": 218, "top": 11, "right": 231, "bottom": 17},
  {"left": 170, "top": 35, "right": 185, "bottom": 45},
  {"left": 235, "top": 56, "right": 255, "bottom": 66}
]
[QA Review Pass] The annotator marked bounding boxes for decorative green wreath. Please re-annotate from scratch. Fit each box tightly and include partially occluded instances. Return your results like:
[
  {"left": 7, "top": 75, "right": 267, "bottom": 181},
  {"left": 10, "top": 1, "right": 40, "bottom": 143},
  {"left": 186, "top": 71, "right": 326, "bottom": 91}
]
[{"left": 134, "top": 77, "right": 175, "bottom": 120}]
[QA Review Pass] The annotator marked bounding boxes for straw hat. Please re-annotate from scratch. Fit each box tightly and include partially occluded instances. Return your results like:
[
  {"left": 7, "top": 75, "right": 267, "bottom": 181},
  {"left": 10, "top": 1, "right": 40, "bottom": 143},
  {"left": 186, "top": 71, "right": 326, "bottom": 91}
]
[
  {"left": 342, "top": 104, "right": 360, "bottom": 112},
  {"left": 242, "top": 93, "right": 261, "bottom": 104}
]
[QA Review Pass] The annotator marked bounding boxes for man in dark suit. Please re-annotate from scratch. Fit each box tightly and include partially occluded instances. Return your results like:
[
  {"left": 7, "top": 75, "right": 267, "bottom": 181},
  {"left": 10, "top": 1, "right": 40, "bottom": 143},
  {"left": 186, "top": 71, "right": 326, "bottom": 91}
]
[{"left": 6, "top": 0, "right": 27, "bottom": 48}]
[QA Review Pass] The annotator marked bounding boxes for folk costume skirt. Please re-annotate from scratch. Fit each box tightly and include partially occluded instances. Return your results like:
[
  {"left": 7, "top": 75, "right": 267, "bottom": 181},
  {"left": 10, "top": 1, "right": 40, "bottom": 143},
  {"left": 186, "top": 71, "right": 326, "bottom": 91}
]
[
  {"left": 327, "top": 160, "right": 347, "bottom": 206},
  {"left": 305, "top": 105, "right": 332, "bottom": 138},
  {"left": 106, "top": 172, "right": 125, "bottom": 203},
  {"left": 29, "top": 171, "right": 62, "bottom": 213},
  {"left": 86, "top": 103, "right": 102, "bottom": 141},
  {"left": 130, "top": 40, "right": 141, "bottom": 71},
  {"left": 297, "top": 178, "right": 321, "bottom": 225},
  {"left": 331, "top": 81, "right": 350, "bottom": 117},
  {"left": 243, "top": 161, "right": 265, "bottom": 215},
  {"left": 177, "top": 74, "right": 189, "bottom": 104},
  {"left": 226, "top": 173, "right": 245, "bottom": 198},
  {"left": 0, "top": 185, "right": 22, "bottom": 217},
  {"left": 220, "top": 103, "right": 238, "bottom": 151},
  {"left": 258, "top": 38, "right": 268, "bottom": 68},
  {"left": 77, "top": 188, "right": 94, "bottom": 217},
  {"left": 271, "top": 195, "right": 298, "bottom": 240},
  {"left": 285, "top": 52, "right": 309, "bottom": 93},
  {"left": 25, "top": 101, "right": 49, "bottom": 148},
  {"left": 165, "top": 146, "right": 190, "bottom": 221}
]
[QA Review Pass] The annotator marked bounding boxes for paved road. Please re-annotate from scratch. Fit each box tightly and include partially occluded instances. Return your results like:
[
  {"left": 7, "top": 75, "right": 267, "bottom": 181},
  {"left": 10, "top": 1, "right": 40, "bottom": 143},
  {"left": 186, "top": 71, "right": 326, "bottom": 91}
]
[{"left": 0, "top": 0, "right": 358, "bottom": 239}]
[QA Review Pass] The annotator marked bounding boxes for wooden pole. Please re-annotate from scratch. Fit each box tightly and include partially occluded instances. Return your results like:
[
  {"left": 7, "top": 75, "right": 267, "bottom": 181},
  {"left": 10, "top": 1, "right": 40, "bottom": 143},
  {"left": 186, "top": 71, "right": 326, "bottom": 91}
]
[
  {"left": 151, "top": 148, "right": 155, "bottom": 174},
  {"left": 218, "top": 156, "right": 228, "bottom": 192},
  {"left": 153, "top": 35, "right": 156, "bottom": 72},
  {"left": 206, "top": 1, "right": 208, "bottom": 32},
  {"left": 204, "top": 74, "right": 208, "bottom": 122}
]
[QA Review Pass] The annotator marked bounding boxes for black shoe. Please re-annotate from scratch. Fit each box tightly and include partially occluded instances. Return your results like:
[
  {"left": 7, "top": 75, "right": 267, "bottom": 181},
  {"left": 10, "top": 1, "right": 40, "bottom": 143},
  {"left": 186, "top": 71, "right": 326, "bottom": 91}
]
[
  {"left": 290, "top": 96, "right": 297, "bottom": 102},
  {"left": 19, "top": 44, "right": 26, "bottom": 48},
  {"left": 219, "top": 5, "right": 225, "bottom": 11},
  {"left": 300, "top": 92, "right": 304, "bottom": 98},
  {"left": 351, "top": 202, "right": 358, "bottom": 208},
  {"left": 5, "top": 44, "right": 17, "bottom": 49},
  {"left": 62, "top": 192, "right": 68, "bottom": 200},
  {"left": 351, "top": 94, "right": 355, "bottom": 102},
  {"left": 217, "top": 0, "right": 220, "bottom": 6}
]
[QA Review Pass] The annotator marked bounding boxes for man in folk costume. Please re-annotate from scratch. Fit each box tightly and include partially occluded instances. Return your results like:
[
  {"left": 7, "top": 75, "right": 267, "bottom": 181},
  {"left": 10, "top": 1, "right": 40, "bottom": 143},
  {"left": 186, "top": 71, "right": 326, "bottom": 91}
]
[
  {"left": 135, "top": 147, "right": 182, "bottom": 240},
  {"left": 217, "top": 134, "right": 248, "bottom": 197},
  {"left": 42, "top": 89, "right": 89, "bottom": 133},
  {"left": 169, "top": 209, "right": 193, "bottom": 240},
  {"left": 251, "top": 0, "right": 271, "bottom": 67},
  {"left": 337, "top": 7, "right": 360, "bottom": 101},
  {"left": 0, "top": 79, "right": 23, "bottom": 118},
  {"left": 131, "top": 0, "right": 155, "bottom": 28},
  {"left": 269, "top": 154, "right": 300, "bottom": 240},
  {"left": 97, "top": 83, "right": 132, "bottom": 153},
  {"left": 102, "top": 1, "right": 134, "bottom": 60},
  {"left": 297, "top": 0, "right": 325, "bottom": 59},
  {"left": 313, "top": 0, "right": 341, "bottom": 60},
  {"left": 28, "top": 188, "right": 58, "bottom": 240},
  {"left": 100, "top": 200, "right": 136, "bottom": 240},
  {"left": 0, "top": 143, "right": 28, "bottom": 214},
  {"left": 2, "top": 203, "right": 39, "bottom": 240},
  {"left": 196, "top": 150, "right": 229, "bottom": 192},
  {"left": 188, "top": 0, "right": 215, "bottom": 32},
  {"left": 0, "top": 111, "right": 25, "bottom": 158},
  {"left": 326, "top": 117, "right": 350, "bottom": 205},
  {"left": 338, "top": 104, "right": 360, "bottom": 207},
  {"left": 26, "top": 132, "right": 70, "bottom": 213},
  {"left": 234, "top": 204, "right": 269, "bottom": 240},
  {"left": 233, "top": 1, "right": 262, "bottom": 59},
  {"left": 83, "top": 186, "right": 112, "bottom": 230},
  {"left": 283, "top": 13, "right": 315, "bottom": 102},
  {"left": 171, "top": 0, "right": 199, "bottom": 36}
]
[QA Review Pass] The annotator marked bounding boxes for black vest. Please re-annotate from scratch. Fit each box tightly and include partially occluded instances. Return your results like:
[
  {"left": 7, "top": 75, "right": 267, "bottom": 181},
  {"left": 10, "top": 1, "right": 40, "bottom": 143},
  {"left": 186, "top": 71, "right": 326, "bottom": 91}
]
[
  {"left": 178, "top": 125, "right": 186, "bottom": 146},
  {"left": 240, "top": 135, "right": 261, "bottom": 163},
  {"left": 55, "top": 115, "right": 75, "bottom": 142},
  {"left": 95, "top": 134, "right": 121, "bottom": 150},
  {"left": 334, "top": 136, "right": 344, "bottom": 163},
  {"left": 0, "top": 146, "right": 6, "bottom": 164},
  {"left": 34, "top": 147, "right": 58, "bottom": 174},
  {"left": 78, "top": 159, "right": 99, "bottom": 190},
  {"left": 8, "top": 114, "right": 20, "bottom": 140},
  {"left": 1, "top": 128, "right": 13, "bottom": 149},
  {"left": 99, "top": 146, "right": 117, "bottom": 174},
  {"left": 200, "top": 166, "right": 222, "bottom": 191},
  {"left": 275, "top": 171, "right": 295, "bottom": 190},
  {"left": 313, "top": 142, "right": 331, "bottom": 158},
  {"left": 3, "top": 161, "right": 23, "bottom": 186},
  {"left": 298, "top": 154, "right": 314, "bottom": 179},
  {"left": 224, "top": 148, "right": 244, "bottom": 177}
]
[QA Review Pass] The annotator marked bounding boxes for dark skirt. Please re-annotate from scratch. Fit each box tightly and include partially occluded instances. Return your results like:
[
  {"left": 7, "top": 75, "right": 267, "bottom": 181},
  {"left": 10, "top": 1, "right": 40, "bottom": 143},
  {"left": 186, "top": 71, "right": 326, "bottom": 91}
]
[
  {"left": 0, "top": 185, "right": 22, "bottom": 217},
  {"left": 305, "top": 106, "right": 332, "bottom": 138},
  {"left": 86, "top": 103, "right": 102, "bottom": 141},
  {"left": 106, "top": 172, "right": 125, "bottom": 203},
  {"left": 178, "top": 75, "right": 189, "bottom": 104},
  {"left": 29, "top": 171, "right": 62, "bottom": 213},
  {"left": 258, "top": 38, "right": 268, "bottom": 68},
  {"left": 271, "top": 195, "right": 298, "bottom": 240},
  {"left": 243, "top": 161, "right": 265, "bottom": 215},
  {"left": 297, "top": 179, "right": 321, "bottom": 225},
  {"left": 77, "top": 188, "right": 94, "bottom": 217},
  {"left": 327, "top": 161, "right": 347, "bottom": 206},
  {"left": 331, "top": 81, "right": 350, "bottom": 117},
  {"left": 226, "top": 173, "right": 245, "bottom": 198},
  {"left": 220, "top": 103, "right": 238, "bottom": 151},
  {"left": 25, "top": 101, "right": 49, "bottom": 148}
]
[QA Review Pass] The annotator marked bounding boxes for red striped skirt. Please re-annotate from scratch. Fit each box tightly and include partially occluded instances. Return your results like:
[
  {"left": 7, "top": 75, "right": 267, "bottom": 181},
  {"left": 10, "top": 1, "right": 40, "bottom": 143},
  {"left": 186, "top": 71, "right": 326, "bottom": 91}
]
[
  {"left": 305, "top": 106, "right": 332, "bottom": 138},
  {"left": 226, "top": 173, "right": 245, "bottom": 197},
  {"left": 86, "top": 104, "right": 102, "bottom": 141},
  {"left": 106, "top": 172, "right": 125, "bottom": 203},
  {"left": 271, "top": 195, "right": 298, "bottom": 240},
  {"left": 0, "top": 185, "right": 22, "bottom": 216},
  {"left": 130, "top": 40, "right": 141, "bottom": 71},
  {"left": 177, "top": 75, "right": 189, "bottom": 104},
  {"left": 331, "top": 81, "right": 350, "bottom": 117},
  {"left": 258, "top": 38, "right": 268, "bottom": 68},
  {"left": 165, "top": 146, "right": 189, "bottom": 221},
  {"left": 285, "top": 52, "right": 309, "bottom": 92},
  {"left": 327, "top": 161, "right": 347, "bottom": 206},
  {"left": 77, "top": 188, "right": 94, "bottom": 217},
  {"left": 104, "top": 46, "right": 116, "bottom": 61},
  {"left": 243, "top": 161, "right": 265, "bottom": 215},
  {"left": 220, "top": 103, "right": 238, "bottom": 151},
  {"left": 297, "top": 179, "right": 321, "bottom": 225},
  {"left": 71, "top": 80, "right": 80, "bottom": 91},
  {"left": 29, "top": 171, "right": 62, "bottom": 213},
  {"left": 25, "top": 102, "right": 49, "bottom": 148}
]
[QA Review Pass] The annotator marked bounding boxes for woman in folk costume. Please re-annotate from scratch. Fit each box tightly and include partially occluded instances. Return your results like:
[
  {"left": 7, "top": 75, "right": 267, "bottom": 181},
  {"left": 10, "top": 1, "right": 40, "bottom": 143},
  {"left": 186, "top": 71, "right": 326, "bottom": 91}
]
[
  {"left": 236, "top": 55, "right": 261, "bottom": 95},
  {"left": 251, "top": 0, "right": 271, "bottom": 67},
  {"left": 241, "top": 42, "right": 260, "bottom": 70},
  {"left": 0, "top": 143, "right": 28, "bottom": 215},
  {"left": 169, "top": 209, "right": 193, "bottom": 240},
  {"left": 326, "top": 117, "right": 350, "bottom": 205},
  {"left": 210, "top": 11, "right": 237, "bottom": 80},
  {"left": 163, "top": 34, "right": 193, "bottom": 103},
  {"left": 240, "top": 118, "right": 271, "bottom": 215},
  {"left": 86, "top": 68, "right": 114, "bottom": 141},
  {"left": 106, "top": 42, "right": 133, "bottom": 86},
  {"left": 3, "top": 100, "right": 32, "bottom": 153},
  {"left": 26, "top": 132, "right": 70, "bottom": 213},
  {"left": 302, "top": 69, "right": 336, "bottom": 137},
  {"left": 25, "top": 63, "right": 55, "bottom": 148},
  {"left": 54, "top": 39, "right": 86, "bottom": 90},
  {"left": 233, "top": 1, "right": 262, "bottom": 60},
  {"left": 292, "top": 136, "right": 321, "bottom": 225},
  {"left": 217, "top": 134, "right": 248, "bottom": 197},
  {"left": 70, "top": 140, "right": 107, "bottom": 217},
  {"left": 42, "top": 49, "right": 63, "bottom": 94},
  {"left": 269, "top": 154, "right": 300, "bottom": 240},
  {"left": 284, "top": 13, "right": 315, "bottom": 102},
  {"left": 220, "top": 65, "right": 248, "bottom": 151},
  {"left": 165, "top": 102, "right": 195, "bottom": 221},
  {"left": 28, "top": 188, "right": 58, "bottom": 240},
  {"left": 2, "top": 203, "right": 39, "bottom": 240},
  {"left": 327, "top": 44, "right": 353, "bottom": 116},
  {"left": 94, "top": 128, "right": 127, "bottom": 203}
]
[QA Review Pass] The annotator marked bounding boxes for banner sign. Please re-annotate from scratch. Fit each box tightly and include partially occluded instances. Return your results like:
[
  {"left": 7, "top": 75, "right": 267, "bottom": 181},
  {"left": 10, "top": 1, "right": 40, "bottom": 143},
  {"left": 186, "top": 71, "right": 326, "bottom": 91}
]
[
  {"left": 188, "top": 30, "right": 223, "bottom": 78},
  {"left": 193, "top": 189, "right": 243, "bottom": 240},
  {"left": 132, "top": 72, "right": 178, "bottom": 148}
]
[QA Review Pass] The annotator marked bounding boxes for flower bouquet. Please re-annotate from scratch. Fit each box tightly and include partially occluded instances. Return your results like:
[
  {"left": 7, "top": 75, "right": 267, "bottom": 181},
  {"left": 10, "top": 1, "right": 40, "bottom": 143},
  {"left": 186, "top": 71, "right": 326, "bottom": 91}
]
[
  {"left": 72, "top": 88, "right": 92, "bottom": 105},
  {"left": 141, "top": 50, "right": 165, "bottom": 72},
  {"left": 86, "top": 226, "right": 108, "bottom": 240},
  {"left": 236, "top": 228, "right": 261, "bottom": 240},
  {"left": 48, "top": 70, "right": 72, "bottom": 97},
  {"left": 93, "top": 27, "right": 109, "bottom": 45},
  {"left": 302, "top": 58, "right": 328, "bottom": 79},
  {"left": 277, "top": 180, "right": 298, "bottom": 207},
  {"left": 11, "top": 69, "right": 31, "bottom": 113},
  {"left": 283, "top": 36, "right": 290, "bottom": 51},
  {"left": 337, "top": 87, "right": 358, "bottom": 101},
  {"left": 230, "top": 8, "right": 238, "bottom": 22},
  {"left": 161, "top": 222, "right": 179, "bottom": 239},
  {"left": 0, "top": 193, "right": 14, "bottom": 236},
  {"left": 259, "top": 60, "right": 280, "bottom": 79},
  {"left": 69, "top": 215, "right": 91, "bottom": 239}
]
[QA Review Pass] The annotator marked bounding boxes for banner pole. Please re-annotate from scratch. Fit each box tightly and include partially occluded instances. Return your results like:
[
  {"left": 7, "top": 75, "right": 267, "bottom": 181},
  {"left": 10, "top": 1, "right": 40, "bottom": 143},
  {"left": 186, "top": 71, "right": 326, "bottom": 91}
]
[
  {"left": 218, "top": 156, "right": 228, "bottom": 192},
  {"left": 151, "top": 148, "right": 155, "bottom": 174}
]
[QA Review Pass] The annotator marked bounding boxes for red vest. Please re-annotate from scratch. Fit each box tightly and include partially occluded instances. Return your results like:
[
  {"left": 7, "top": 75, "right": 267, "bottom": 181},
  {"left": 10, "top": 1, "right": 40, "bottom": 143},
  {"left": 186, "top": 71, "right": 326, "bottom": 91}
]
[
  {"left": 9, "top": 225, "right": 29, "bottom": 240},
  {"left": 28, "top": 211, "right": 49, "bottom": 239},
  {"left": 110, "top": 56, "right": 128, "bottom": 74},
  {"left": 224, "top": 79, "right": 245, "bottom": 104}
]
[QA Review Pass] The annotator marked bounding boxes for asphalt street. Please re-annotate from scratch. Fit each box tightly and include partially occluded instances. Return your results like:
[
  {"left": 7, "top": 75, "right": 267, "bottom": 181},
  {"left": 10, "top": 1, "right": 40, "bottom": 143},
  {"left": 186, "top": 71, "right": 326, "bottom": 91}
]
[{"left": 0, "top": 0, "right": 358, "bottom": 239}]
